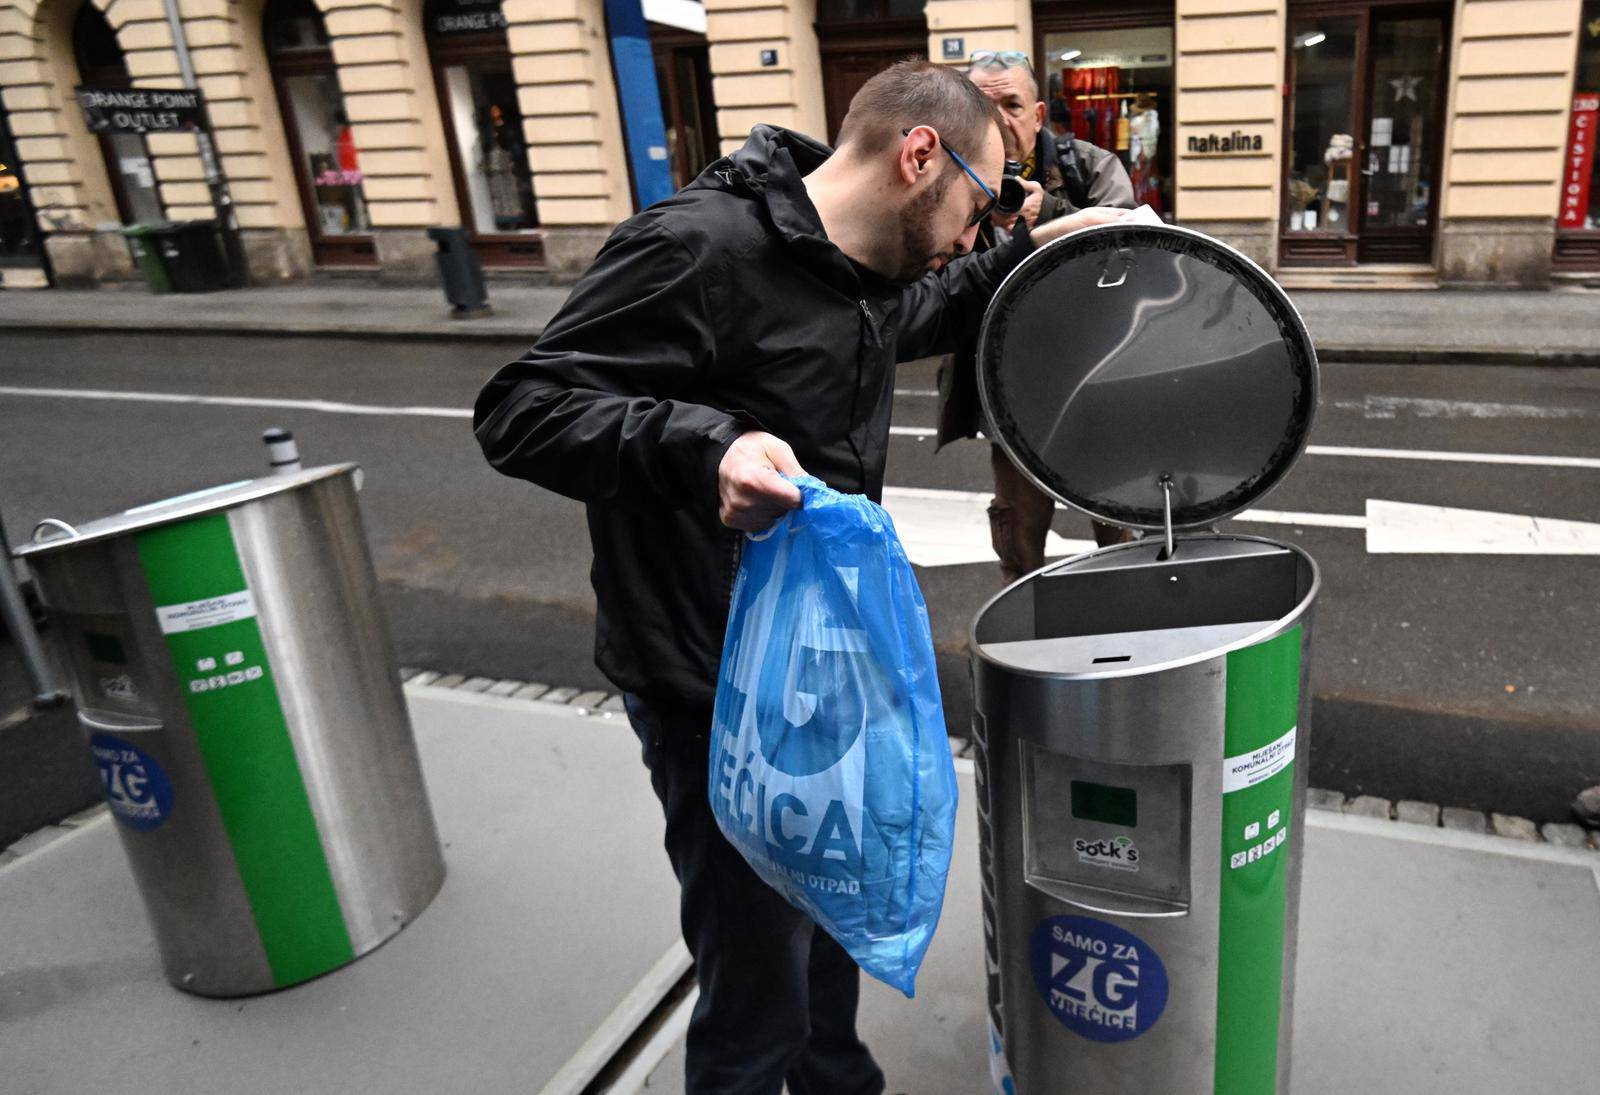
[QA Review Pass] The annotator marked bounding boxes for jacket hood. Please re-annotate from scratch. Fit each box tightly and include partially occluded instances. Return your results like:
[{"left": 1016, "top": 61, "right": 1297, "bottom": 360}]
[{"left": 689, "top": 126, "right": 847, "bottom": 266}]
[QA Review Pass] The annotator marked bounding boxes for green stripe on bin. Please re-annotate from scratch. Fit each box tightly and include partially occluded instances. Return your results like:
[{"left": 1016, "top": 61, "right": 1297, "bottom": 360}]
[
  {"left": 1215, "top": 627, "right": 1301, "bottom": 1095},
  {"left": 137, "top": 513, "right": 354, "bottom": 986}
]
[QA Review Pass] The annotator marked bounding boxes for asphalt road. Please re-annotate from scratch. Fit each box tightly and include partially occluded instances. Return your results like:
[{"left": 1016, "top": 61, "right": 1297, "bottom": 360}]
[{"left": 2, "top": 332, "right": 1597, "bottom": 819}]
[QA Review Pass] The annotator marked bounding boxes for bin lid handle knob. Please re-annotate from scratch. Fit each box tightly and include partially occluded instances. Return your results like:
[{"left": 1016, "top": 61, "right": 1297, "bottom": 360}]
[
  {"left": 1157, "top": 476, "right": 1175, "bottom": 561},
  {"left": 32, "top": 518, "right": 80, "bottom": 544}
]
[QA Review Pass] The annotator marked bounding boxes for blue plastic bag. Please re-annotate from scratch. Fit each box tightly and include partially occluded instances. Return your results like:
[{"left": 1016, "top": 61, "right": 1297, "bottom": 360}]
[{"left": 708, "top": 475, "right": 959, "bottom": 996}]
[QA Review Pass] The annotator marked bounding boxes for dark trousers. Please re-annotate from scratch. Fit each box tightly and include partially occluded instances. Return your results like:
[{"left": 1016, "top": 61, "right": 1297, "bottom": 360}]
[
  {"left": 988, "top": 443, "right": 1133, "bottom": 584},
  {"left": 624, "top": 694, "right": 886, "bottom": 1095}
]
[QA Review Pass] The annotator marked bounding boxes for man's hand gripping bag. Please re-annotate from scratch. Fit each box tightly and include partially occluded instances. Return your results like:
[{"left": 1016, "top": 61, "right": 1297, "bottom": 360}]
[{"left": 709, "top": 476, "right": 959, "bottom": 996}]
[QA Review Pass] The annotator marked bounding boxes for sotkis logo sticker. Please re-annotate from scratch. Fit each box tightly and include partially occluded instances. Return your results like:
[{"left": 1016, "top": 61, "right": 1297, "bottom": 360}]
[
  {"left": 1075, "top": 834, "right": 1140, "bottom": 872},
  {"left": 90, "top": 733, "right": 175, "bottom": 831},
  {"left": 1030, "top": 915, "right": 1168, "bottom": 1043}
]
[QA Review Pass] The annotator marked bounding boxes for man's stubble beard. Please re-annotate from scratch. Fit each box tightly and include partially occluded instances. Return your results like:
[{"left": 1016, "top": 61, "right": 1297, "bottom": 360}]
[{"left": 894, "top": 172, "right": 953, "bottom": 282}]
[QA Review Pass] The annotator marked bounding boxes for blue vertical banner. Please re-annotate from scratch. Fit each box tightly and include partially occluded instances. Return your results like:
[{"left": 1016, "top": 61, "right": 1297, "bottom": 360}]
[{"left": 603, "top": 0, "right": 677, "bottom": 210}]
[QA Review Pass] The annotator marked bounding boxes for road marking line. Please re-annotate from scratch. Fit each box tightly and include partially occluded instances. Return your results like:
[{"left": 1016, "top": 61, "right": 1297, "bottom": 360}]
[
  {"left": 3, "top": 386, "right": 1597, "bottom": 471},
  {"left": 1330, "top": 396, "right": 1584, "bottom": 420},
  {"left": 1304, "top": 444, "right": 1600, "bottom": 470},
  {"left": 0, "top": 385, "right": 474, "bottom": 419}
]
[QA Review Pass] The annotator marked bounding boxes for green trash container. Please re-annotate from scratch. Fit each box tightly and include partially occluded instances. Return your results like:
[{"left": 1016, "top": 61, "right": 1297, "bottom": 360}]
[{"left": 121, "top": 224, "right": 173, "bottom": 294}]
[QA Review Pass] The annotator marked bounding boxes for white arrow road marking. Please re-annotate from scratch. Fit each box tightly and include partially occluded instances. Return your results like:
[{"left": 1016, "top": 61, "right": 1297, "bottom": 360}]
[
  {"left": 1363, "top": 500, "right": 1600, "bottom": 554},
  {"left": 882, "top": 487, "right": 1600, "bottom": 565},
  {"left": 881, "top": 486, "right": 1094, "bottom": 567}
]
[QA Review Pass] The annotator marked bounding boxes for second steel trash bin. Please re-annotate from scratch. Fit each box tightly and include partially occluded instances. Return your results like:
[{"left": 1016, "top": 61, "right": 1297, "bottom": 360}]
[
  {"left": 426, "top": 226, "right": 491, "bottom": 317},
  {"left": 16, "top": 465, "right": 446, "bottom": 996},
  {"left": 969, "top": 223, "right": 1320, "bottom": 1095},
  {"left": 121, "top": 224, "right": 173, "bottom": 294}
]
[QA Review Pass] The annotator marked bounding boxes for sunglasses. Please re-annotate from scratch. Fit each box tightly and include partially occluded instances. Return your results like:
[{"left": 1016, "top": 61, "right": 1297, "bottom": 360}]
[
  {"left": 969, "top": 49, "right": 1035, "bottom": 75},
  {"left": 901, "top": 127, "right": 998, "bottom": 227}
]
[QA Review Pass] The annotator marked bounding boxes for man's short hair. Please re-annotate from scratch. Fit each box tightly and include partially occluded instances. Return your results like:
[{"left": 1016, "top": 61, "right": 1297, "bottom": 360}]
[{"left": 836, "top": 59, "right": 1001, "bottom": 162}]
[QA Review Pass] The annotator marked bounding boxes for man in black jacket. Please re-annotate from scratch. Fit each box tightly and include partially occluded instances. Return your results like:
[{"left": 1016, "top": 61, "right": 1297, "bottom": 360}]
[{"left": 475, "top": 60, "right": 1121, "bottom": 1095}]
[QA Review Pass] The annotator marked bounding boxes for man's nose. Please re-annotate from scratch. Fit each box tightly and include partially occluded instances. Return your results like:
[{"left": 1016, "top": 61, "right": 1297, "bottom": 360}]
[{"left": 955, "top": 222, "right": 979, "bottom": 256}]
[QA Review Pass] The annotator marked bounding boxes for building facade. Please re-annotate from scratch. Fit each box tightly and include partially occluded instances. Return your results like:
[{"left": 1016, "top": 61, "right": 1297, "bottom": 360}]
[{"left": 1, "top": 0, "right": 1596, "bottom": 287}]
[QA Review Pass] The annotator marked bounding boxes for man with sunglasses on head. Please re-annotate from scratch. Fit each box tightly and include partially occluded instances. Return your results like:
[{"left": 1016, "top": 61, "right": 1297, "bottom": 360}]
[
  {"left": 475, "top": 59, "right": 1123, "bottom": 1095},
  {"left": 936, "top": 48, "right": 1138, "bottom": 582}
]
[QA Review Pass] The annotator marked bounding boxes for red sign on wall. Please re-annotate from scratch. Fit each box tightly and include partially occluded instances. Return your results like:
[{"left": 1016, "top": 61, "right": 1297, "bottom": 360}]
[{"left": 1560, "top": 93, "right": 1599, "bottom": 230}]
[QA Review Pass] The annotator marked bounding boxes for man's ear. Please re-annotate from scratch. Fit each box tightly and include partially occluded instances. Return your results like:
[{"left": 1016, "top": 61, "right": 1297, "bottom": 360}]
[
  {"left": 1031, "top": 98, "right": 1046, "bottom": 135},
  {"left": 899, "top": 125, "right": 937, "bottom": 186}
]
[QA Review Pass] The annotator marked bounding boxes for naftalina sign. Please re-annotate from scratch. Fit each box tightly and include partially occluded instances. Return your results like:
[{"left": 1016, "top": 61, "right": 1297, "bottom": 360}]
[
  {"left": 77, "top": 86, "right": 206, "bottom": 135},
  {"left": 1187, "top": 130, "right": 1266, "bottom": 154}
]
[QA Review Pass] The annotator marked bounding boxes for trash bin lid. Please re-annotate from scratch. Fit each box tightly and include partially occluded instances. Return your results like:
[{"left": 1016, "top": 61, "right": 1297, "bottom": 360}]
[
  {"left": 14, "top": 464, "right": 358, "bottom": 558},
  {"left": 976, "top": 224, "right": 1317, "bottom": 531}
]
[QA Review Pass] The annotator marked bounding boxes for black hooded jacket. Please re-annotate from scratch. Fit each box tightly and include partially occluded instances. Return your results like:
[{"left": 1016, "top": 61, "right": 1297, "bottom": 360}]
[{"left": 474, "top": 125, "right": 1036, "bottom": 709}]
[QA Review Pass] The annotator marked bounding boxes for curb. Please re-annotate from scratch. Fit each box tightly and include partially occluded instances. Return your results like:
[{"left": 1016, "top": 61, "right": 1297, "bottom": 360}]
[
  {"left": 1315, "top": 347, "right": 1600, "bottom": 367},
  {"left": 6, "top": 320, "right": 1600, "bottom": 366},
  {"left": 0, "top": 321, "right": 538, "bottom": 345}
]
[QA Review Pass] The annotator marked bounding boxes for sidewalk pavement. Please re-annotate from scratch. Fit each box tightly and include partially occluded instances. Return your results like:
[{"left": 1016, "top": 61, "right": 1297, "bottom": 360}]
[
  {"left": 3, "top": 276, "right": 1598, "bottom": 365},
  {"left": 4, "top": 683, "right": 1597, "bottom": 1094}
]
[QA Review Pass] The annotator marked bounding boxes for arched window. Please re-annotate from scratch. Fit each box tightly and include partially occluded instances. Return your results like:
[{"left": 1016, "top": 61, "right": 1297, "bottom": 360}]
[
  {"left": 264, "top": 0, "right": 375, "bottom": 266},
  {"left": 74, "top": 1, "right": 164, "bottom": 225},
  {"left": 425, "top": 0, "right": 541, "bottom": 266}
]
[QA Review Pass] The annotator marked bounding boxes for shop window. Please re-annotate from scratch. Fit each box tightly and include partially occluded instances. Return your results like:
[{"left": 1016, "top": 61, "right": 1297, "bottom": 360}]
[
  {"left": 74, "top": 1, "right": 164, "bottom": 227},
  {"left": 1040, "top": 27, "right": 1175, "bottom": 217},
  {"left": 265, "top": 0, "right": 375, "bottom": 265},
  {"left": 1555, "top": 0, "right": 1600, "bottom": 269},
  {"left": 426, "top": 0, "right": 542, "bottom": 266},
  {"left": 1284, "top": 19, "right": 1359, "bottom": 235}
]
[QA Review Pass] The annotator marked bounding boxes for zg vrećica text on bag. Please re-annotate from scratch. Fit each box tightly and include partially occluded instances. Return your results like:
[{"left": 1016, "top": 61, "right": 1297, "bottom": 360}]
[{"left": 708, "top": 475, "right": 959, "bottom": 996}]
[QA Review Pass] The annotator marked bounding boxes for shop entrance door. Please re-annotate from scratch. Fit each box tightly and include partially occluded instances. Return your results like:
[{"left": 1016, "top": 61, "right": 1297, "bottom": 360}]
[
  {"left": 426, "top": 0, "right": 543, "bottom": 269},
  {"left": 264, "top": 0, "right": 377, "bottom": 267},
  {"left": 1281, "top": 2, "right": 1449, "bottom": 266},
  {"left": 651, "top": 25, "right": 718, "bottom": 189}
]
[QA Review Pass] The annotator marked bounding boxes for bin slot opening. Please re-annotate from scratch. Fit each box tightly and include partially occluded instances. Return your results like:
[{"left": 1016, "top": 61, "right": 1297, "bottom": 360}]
[{"left": 1091, "top": 654, "right": 1132, "bottom": 664}]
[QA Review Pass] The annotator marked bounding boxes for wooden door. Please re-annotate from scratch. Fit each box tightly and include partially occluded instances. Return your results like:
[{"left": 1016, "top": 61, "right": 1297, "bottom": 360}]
[{"left": 1279, "top": 0, "right": 1448, "bottom": 266}]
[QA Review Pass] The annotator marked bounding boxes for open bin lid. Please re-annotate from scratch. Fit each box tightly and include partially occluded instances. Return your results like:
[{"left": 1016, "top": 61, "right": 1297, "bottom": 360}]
[{"left": 976, "top": 224, "right": 1318, "bottom": 531}]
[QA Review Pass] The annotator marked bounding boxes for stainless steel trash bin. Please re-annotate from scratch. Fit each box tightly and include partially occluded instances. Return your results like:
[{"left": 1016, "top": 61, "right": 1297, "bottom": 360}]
[
  {"left": 969, "top": 224, "right": 1319, "bottom": 1095},
  {"left": 16, "top": 464, "right": 445, "bottom": 996}
]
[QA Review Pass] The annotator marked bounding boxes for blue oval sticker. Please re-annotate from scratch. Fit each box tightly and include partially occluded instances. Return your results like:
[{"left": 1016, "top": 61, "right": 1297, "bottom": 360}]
[
  {"left": 90, "top": 733, "right": 175, "bottom": 831},
  {"left": 1029, "top": 915, "right": 1169, "bottom": 1043}
]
